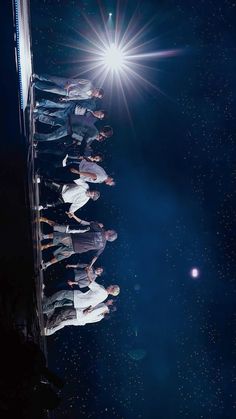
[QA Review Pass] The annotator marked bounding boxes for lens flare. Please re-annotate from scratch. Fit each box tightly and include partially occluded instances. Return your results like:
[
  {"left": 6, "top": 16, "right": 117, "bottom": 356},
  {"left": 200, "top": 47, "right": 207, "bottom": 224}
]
[
  {"left": 190, "top": 268, "right": 200, "bottom": 278},
  {"left": 102, "top": 43, "right": 125, "bottom": 71}
]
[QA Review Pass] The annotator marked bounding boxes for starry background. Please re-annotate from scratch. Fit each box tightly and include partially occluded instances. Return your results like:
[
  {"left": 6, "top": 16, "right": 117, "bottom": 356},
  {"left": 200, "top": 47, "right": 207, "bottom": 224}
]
[{"left": 30, "top": 0, "right": 236, "bottom": 418}]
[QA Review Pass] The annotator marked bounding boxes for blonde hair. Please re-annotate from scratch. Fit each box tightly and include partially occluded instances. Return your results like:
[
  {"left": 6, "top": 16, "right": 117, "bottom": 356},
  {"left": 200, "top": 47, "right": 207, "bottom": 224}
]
[{"left": 110, "top": 285, "right": 120, "bottom": 296}]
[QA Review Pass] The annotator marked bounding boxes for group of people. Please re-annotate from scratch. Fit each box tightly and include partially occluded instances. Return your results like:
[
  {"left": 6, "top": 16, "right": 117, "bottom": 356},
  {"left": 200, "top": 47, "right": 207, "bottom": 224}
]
[{"left": 33, "top": 74, "right": 120, "bottom": 336}]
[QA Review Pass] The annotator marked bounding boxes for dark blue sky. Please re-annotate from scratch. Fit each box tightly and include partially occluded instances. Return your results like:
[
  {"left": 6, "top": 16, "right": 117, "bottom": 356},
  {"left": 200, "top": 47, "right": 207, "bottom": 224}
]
[{"left": 31, "top": 1, "right": 236, "bottom": 418}]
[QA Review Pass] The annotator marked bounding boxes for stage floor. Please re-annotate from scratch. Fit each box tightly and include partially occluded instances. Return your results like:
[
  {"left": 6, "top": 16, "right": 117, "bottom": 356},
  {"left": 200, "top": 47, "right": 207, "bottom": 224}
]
[{"left": 13, "top": 0, "right": 47, "bottom": 354}]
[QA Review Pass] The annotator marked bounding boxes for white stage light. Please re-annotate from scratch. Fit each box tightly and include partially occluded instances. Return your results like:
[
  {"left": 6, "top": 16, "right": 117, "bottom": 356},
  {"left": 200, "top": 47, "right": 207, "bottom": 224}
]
[
  {"left": 190, "top": 268, "right": 200, "bottom": 278},
  {"left": 102, "top": 43, "right": 125, "bottom": 71}
]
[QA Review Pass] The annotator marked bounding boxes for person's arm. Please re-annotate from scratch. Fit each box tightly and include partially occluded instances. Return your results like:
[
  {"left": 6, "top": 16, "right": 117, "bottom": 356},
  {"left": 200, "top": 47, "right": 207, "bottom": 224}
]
[
  {"left": 67, "top": 280, "right": 78, "bottom": 288},
  {"left": 86, "top": 268, "right": 95, "bottom": 283},
  {"left": 76, "top": 263, "right": 88, "bottom": 269},
  {"left": 70, "top": 167, "right": 97, "bottom": 181},
  {"left": 83, "top": 305, "right": 93, "bottom": 314},
  {"left": 88, "top": 256, "right": 98, "bottom": 269},
  {"left": 68, "top": 199, "right": 87, "bottom": 215},
  {"left": 67, "top": 226, "right": 90, "bottom": 234},
  {"left": 60, "top": 95, "right": 86, "bottom": 102},
  {"left": 65, "top": 211, "right": 90, "bottom": 226}
]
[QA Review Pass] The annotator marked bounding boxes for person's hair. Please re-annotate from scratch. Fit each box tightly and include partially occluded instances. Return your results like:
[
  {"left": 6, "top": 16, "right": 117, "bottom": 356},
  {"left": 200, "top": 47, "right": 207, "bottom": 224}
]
[
  {"left": 91, "top": 191, "right": 100, "bottom": 201},
  {"left": 110, "top": 306, "right": 117, "bottom": 313},
  {"left": 96, "top": 87, "right": 104, "bottom": 97},
  {"left": 102, "top": 125, "right": 113, "bottom": 138},
  {"left": 100, "top": 110, "right": 108, "bottom": 119},
  {"left": 92, "top": 152, "right": 104, "bottom": 162},
  {"left": 97, "top": 266, "right": 105, "bottom": 275},
  {"left": 104, "top": 305, "right": 117, "bottom": 320},
  {"left": 110, "top": 285, "right": 120, "bottom": 296},
  {"left": 106, "top": 230, "right": 117, "bottom": 242}
]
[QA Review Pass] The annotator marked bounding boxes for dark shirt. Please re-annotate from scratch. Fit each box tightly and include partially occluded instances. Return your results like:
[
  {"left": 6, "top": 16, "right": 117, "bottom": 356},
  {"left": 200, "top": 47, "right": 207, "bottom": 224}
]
[
  {"left": 68, "top": 115, "right": 99, "bottom": 143},
  {"left": 70, "top": 222, "right": 106, "bottom": 257}
]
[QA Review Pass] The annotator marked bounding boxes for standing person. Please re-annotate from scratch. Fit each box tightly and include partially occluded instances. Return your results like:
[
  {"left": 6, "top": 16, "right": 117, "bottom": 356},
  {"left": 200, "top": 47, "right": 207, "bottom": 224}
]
[
  {"left": 49, "top": 264, "right": 103, "bottom": 292},
  {"left": 42, "top": 282, "right": 120, "bottom": 314},
  {"left": 34, "top": 116, "right": 113, "bottom": 144},
  {"left": 40, "top": 217, "right": 117, "bottom": 270},
  {"left": 34, "top": 98, "right": 97, "bottom": 119},
  {"left": 70, "top": 158, "right": 115, "bottom": 186},
  {"left": 65, "top": 264, "right": 104, "bottom": 289},
  {"left": 33, "top": 74, "right": 104, "bottom": 100},
  {"left": 39, "top": 179, "right": 100, "bottom": 213},
  {"left": 36, "top": 147, "right": 103, "bottom": 171},
  {"left": 40, "top": 157, "right": 114, "bottom": 185},
  {"left": 44, "top": 300, "right": 116, "bottom": 336},
  {"left": 34, "top": 109, "right": 107, "bottom": 128}
]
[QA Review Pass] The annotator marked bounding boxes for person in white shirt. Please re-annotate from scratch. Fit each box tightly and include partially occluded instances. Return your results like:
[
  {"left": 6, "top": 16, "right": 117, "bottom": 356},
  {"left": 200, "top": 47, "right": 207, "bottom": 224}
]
[
  {"left": 40, "top": 178, "right": 100, "bottom": 213},
  {"left": 71, "top": 158, "right": 115, "bottom": 186},
  {"left": 42, "top": 282, "right": 120, "bottom": 314},
  {"left": 43, "top": 300, "right": 115, "bottom": 336}
]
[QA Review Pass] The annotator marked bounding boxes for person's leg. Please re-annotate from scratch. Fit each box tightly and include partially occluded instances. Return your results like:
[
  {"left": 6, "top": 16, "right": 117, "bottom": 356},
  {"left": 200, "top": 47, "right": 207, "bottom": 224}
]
[
  {"left": 43, "top": 166, "right": 77, "bottom": 183},
  {"left": 34, "top": 125, "right": 68, "bottom": 142},
  {"left": 44, "top": 180, "right": 63, "bottom": 194},
  {"left": 35, "top": 113, "right": 65, "bottom": 127},
  {"left": 36, "top": 74, "right": 67, "bottom": 86},
  {"left": 44, "top": 198, "right": 65, "bottom": 210},
  {"left": 53, "top": 224, "right": 68, "bottom": 233},
  {"left": 41, "top": 240, "right": 55, "bottom": 250},
  {"left": 36, "top": 99, "right": 68, "bottom": 110},
  {"left": 43, "top": 290, "right": 74, "bottom": 314},
  {"left": 48, "top": 109, "right": 70, "bottom": 119},
  {"left": 42, "top": 234, "right": 74, "bottom": 269},
  {"left": 39, "top": 217, "right": 56, "bottom": 226},
  {"left": 34, "top": 80, "right": 66, "bottom": 95},
  {"left": 46, "top": 307, "right": 77, "bottom": 328},
  {"left": 41, "top": 257, "right": 58, "bottom": 270},
  {"left": 44, "top": 318, "right": 76, "bottom": 336}
]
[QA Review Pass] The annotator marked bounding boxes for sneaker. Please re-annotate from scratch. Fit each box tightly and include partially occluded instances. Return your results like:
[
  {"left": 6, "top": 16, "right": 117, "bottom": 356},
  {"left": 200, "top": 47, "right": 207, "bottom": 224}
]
[
  {"left": 41, "top": 261, "right": 47, "bottom": 270},
  {"left": 31, "top": 73, "right": 38, "bottom": 81},
  {"left": 62, "top": 154, "right": 68, "bottom": 167}
]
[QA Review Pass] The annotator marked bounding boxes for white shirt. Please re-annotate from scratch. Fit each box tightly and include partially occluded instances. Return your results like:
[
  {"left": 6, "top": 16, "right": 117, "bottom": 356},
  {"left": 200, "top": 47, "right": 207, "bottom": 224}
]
[
  {"left": 74, "top": 105, "right": 87, "bottom": 115},
  {"left": 73, "top": 282, "right": 108, "bottom": 309},
  {"left": 61, "top": 179, "right": 90, "bottom": 213},
  {"left": 77, "top": 159, "right": 108, "bottom": 184},
  {"left": 76, "top": 302, "right": 109, "bottom": 324}
]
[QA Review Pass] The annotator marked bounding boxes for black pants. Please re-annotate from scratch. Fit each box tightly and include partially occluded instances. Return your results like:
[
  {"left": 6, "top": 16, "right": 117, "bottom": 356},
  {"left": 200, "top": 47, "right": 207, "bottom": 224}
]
[{"left": 42, "top": 165, "right": 80, "bottom": 183}]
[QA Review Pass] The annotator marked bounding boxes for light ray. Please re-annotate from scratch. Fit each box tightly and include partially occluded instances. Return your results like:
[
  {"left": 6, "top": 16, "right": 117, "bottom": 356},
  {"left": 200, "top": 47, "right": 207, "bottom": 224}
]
[{"left": 57, "top": 3, "right": 180, "bottom": 110}]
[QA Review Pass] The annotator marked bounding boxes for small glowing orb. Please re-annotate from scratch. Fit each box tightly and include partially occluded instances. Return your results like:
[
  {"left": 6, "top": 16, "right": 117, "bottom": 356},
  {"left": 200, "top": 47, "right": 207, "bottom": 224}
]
[
  {"left": 190, "top": 268, "right": 199, "bottom": 278},
  {"left": 102, "top": 44, "right": 124, "bottom": 71},
  {"left": 109, "top": 12, "right": 112, "bottom": 17}
]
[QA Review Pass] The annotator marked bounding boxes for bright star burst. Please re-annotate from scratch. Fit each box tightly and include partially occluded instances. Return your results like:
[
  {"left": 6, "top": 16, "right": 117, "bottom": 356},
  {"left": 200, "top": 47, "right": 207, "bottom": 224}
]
[
  {"left": 61, "top": 3, "right": 180, "bottom": 115},
  {"left": 102, "top": 43, "right": 125, "bottom": 72}
]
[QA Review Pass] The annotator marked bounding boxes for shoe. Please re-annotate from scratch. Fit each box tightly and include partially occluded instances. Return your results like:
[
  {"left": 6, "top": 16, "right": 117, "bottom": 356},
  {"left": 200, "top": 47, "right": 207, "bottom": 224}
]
[
  {"left": 31, "top": 73, "right": 38, "bottom": 81},
  {"left": 41, "top": 261, "right": 48, "bottom": 270},
  {"left": 38, "top": 205, "right": 45, "bottom": 211}
]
